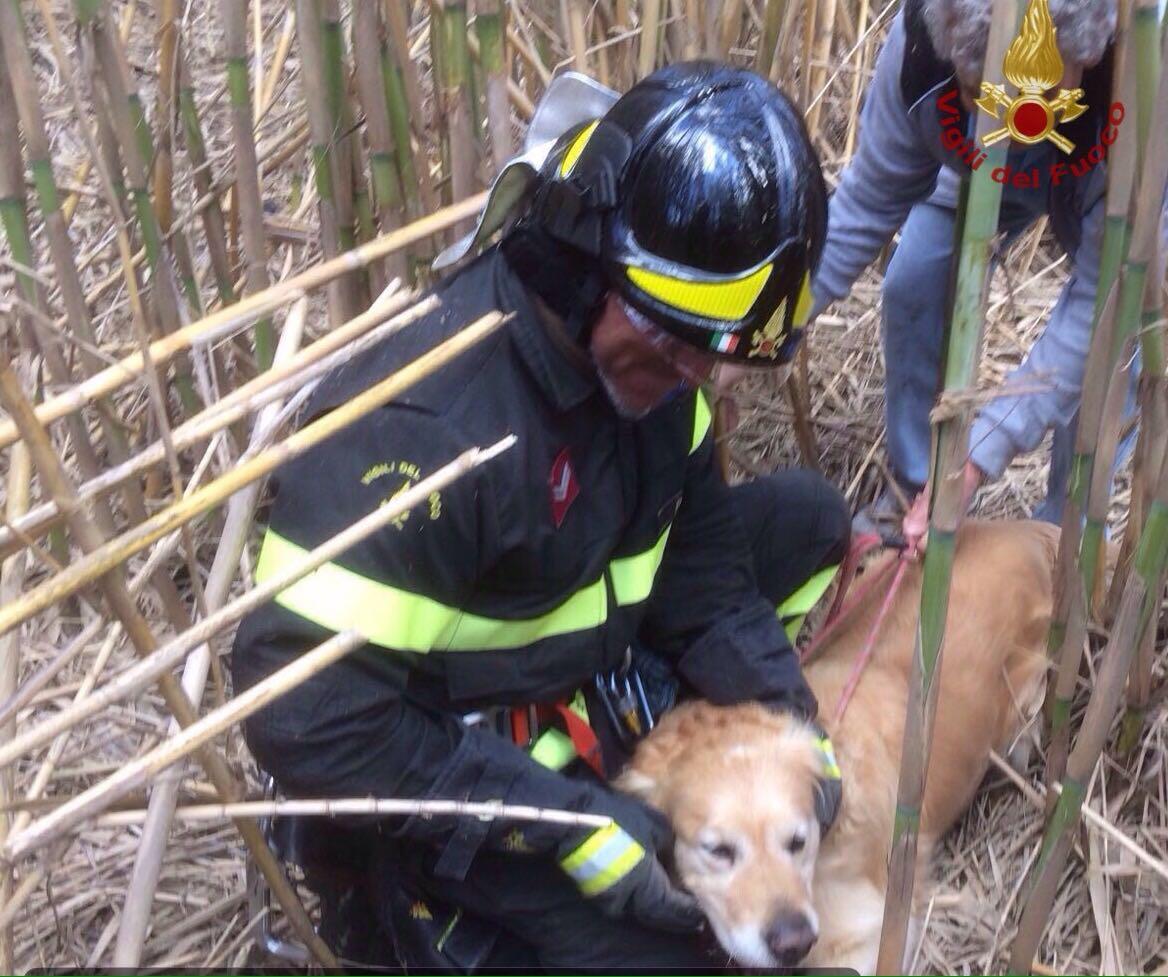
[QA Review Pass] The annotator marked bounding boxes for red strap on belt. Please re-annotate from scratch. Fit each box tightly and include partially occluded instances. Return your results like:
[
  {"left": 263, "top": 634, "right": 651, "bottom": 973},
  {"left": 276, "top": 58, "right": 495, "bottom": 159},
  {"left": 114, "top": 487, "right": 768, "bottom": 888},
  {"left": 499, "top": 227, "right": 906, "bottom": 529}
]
[{"left": 511, "top": 702, "right": 606, "bottom": 779}]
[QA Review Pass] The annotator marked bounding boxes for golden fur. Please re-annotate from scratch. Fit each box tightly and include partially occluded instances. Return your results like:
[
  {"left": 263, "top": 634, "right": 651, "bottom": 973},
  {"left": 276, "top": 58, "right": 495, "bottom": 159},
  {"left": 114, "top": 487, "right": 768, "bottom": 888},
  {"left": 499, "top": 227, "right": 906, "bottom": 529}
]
[{"left": 617, "top": 519, "right": 1059, "bottom": 973}]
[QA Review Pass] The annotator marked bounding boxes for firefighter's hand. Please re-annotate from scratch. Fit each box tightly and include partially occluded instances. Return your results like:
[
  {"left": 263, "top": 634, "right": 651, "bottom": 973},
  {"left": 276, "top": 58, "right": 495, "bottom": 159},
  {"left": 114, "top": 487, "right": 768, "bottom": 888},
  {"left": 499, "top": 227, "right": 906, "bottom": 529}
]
[
  {"left": 559, "top": 821, "right": 703, "bottom": 932},
  {"left": 903, "top": 461, "right": 984, "bottom": 557},
  {"left": 558, "top": 802, "right": 704, "bottom": 933}
]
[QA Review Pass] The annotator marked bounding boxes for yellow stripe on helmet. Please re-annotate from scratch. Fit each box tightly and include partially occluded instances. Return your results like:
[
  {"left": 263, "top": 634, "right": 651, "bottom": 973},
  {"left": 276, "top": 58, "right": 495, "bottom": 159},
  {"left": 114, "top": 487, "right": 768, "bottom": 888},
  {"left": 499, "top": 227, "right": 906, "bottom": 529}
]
[
  {"left": 793, "top": 272, "right": 814, "bottom": 326},
  {"left": 560, "top": 120, "right": 600, "bottom": 178},
  {"left": 625, "top": 262, "right": 772, "bottom": 321}
]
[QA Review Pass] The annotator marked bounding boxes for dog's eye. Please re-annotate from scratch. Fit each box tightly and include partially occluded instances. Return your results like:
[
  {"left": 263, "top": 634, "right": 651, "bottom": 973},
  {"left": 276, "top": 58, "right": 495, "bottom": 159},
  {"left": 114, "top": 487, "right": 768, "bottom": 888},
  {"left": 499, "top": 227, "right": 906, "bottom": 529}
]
[
  {"left": 702, "top": 840, "right": 738, "bottom": 866},
  {"left": 787, "top": 834, "right": 806, "bottom": 854}
]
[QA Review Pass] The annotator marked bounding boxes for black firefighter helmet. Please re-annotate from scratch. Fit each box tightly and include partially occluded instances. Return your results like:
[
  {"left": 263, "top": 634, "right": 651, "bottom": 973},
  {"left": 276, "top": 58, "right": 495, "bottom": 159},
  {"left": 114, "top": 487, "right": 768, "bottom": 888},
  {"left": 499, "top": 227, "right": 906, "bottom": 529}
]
[{"left": 528, "top": 61, "right": 828, "bottom": 365}]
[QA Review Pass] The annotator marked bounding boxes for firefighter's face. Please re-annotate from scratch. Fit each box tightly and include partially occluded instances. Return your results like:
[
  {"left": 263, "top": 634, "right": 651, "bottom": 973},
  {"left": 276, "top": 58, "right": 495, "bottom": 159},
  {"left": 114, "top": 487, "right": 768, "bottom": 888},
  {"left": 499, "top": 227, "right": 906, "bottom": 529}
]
[{"left": 589, "top": 293, "right": 718, "bottom": 419}]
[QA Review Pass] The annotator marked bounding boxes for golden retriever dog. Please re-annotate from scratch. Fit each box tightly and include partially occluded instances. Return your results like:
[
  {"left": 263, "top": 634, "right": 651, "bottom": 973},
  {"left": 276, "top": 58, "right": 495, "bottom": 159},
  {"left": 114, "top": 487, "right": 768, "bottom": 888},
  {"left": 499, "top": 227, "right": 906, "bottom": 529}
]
[{"left": 617, "top": 519, "right": 1058, "bottom": 974}]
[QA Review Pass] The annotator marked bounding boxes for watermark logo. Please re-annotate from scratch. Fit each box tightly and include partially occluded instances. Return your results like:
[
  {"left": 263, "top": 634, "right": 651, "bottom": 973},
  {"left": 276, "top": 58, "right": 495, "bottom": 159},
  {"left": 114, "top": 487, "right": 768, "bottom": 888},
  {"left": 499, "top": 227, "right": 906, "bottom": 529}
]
[
  {"left": 936, "top": 0, "right": 1125, "bottom": 188},
  {"left": 975, "top": 0, "right": 1086, "bottom": 153}
]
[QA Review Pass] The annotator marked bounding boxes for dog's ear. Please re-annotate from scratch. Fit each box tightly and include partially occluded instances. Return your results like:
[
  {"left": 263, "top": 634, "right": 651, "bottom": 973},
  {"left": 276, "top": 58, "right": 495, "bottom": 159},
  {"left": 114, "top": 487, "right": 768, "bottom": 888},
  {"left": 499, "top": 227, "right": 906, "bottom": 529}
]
[{"left": 613, "top": 767, "right": 661, "bottom": 802}]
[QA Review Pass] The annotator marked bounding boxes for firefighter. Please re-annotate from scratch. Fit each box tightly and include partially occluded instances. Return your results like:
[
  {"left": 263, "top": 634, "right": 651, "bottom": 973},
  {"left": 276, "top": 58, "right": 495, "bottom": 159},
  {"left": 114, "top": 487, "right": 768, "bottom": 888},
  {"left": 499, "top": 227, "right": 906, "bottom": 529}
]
[
  {"left": 798, "top": 0, "right": 1168, "bottom": 543},
  {"left": 231, "top": 61, "right": 848, "bottom": 971}
]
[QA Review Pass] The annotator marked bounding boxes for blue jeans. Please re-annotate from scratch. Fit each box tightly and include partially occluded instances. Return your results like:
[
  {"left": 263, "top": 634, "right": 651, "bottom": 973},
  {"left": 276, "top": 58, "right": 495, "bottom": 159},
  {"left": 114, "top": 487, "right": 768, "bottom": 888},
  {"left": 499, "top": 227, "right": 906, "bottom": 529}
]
[{"left": 881, "top": 162, "right": 1136, "bottom": 524}]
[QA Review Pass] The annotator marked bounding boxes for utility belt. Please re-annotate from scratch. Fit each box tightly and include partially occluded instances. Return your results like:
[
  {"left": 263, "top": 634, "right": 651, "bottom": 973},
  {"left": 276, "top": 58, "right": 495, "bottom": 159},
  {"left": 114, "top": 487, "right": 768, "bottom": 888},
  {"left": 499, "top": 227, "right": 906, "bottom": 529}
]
[{"left": 462, "top": 644, "right": 676, "bottom": 780}]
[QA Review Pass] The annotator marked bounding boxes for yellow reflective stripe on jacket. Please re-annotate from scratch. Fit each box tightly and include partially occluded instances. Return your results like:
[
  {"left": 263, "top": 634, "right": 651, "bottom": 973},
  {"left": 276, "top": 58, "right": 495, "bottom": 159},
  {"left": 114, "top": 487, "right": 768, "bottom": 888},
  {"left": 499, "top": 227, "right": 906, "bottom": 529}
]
[
  {"left": 610, "top": 526, "right": 671, "bottom": 606},
  {"left": 255, "top": 527, "right": 671, "bottom": 653},
  {"left": 691, "top": 391, "right": 711, "bottom": 454},
  {"left": 255, "top": 531, "right": 607, "bottom": 652},
  {"left": 559, "top": 821, "right": 646, "bottom": 896}
]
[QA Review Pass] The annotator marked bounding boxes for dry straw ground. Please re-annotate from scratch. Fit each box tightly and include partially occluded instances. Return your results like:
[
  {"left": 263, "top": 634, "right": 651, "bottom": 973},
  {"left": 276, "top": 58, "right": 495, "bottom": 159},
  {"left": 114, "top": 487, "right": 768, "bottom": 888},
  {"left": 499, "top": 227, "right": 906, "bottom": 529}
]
[{"left": 1, "top": 1, "right": 1165, "bottom": 974}]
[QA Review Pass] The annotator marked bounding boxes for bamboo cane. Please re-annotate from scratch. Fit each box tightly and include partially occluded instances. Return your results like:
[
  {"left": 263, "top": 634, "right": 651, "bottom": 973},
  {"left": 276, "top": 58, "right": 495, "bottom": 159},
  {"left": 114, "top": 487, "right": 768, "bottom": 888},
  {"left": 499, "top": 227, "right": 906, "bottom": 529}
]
[
  {"left": 296, "top": 0, "right": 356, "bottom": 324},
  {"left": 561, "top": 0, "right": 589, "bottom": 70},
  {"left": 467, "top": 29, "right": 536, "bottom": 121},
  {"left": 0, "top": 192, "right": 487, "bottom": 453},
  {"left": 384, "top": 0, "right": 438, "bottom": 220},
  {"left": 257, "top": 9, "right": 296, "bottom": 120},
  {"left": 1046, "top": 21, "right": 1168, "bottom": 788},
  {"left": 83, "top": 7, "right": 190, "bottom": 343},
  {"left": 351, "top": 1, "right": 408, "bottom": 286},
  {"left": 112, "top": 300, "right": 308, "bottom": 967},
  {"left": 97, "top": 796, "right": 610, "bottom": 830},
  {"left": 220, "top": 0, "right": 275, "bottom": 369},
  {"left": 755, "top": 0, "right": 788, "bottom": 76},
  {"left": 805, "top": 0, "right": 839, "bottom": 134},
  {"left": 477, "top": 0, "right": 514, "bottom": 174},
  {"left": 639, "top": 0, "right": 663, "bottom": 77},
  {"left": 0, "top": 311, "right": 509, "bottom": 640},
  {"left": 432, "top": 0, "right": 477, "bottom": 239},
  {"left": 875, "top": 1, "right": 1020, "bottom": 969},
  {"left": 1042, "top": 0, "right": 1136, "bottom": 731},
  {"left": 1009, "top": 443, "right": 1168, "bottom": 973},
  {"left": 843, "top": 0, "right": 872, "bottom": 158},
  {"left": 0, "top": 290, "right": 433, "bottom": 558},
  {"left": 0, "top": 363, "right": 337, "bottom": 969},
  {"left": 178, "top": 48, "right": 237, "bottom": 307},
  {"left": 0, "top": 440, "right": 30, "bottom": 972},
  {"left": 0, "top": 431, "right": 515, "bottom": 782},
  {"left": 3, "top": 435, "right": 517, "bottom": 863},
  {"left": 321, "top": 0, "right": 362, "bottom": 265},
  {"left": 2, "top": 6, "right": 202, "bottom": 628}
]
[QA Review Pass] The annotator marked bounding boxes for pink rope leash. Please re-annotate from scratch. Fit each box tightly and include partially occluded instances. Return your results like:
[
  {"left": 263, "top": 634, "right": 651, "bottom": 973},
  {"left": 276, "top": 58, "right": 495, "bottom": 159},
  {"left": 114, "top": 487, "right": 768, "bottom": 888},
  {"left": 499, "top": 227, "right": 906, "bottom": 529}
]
[{"left": 831, "top": 553, "right": 911, "bottom": 724}]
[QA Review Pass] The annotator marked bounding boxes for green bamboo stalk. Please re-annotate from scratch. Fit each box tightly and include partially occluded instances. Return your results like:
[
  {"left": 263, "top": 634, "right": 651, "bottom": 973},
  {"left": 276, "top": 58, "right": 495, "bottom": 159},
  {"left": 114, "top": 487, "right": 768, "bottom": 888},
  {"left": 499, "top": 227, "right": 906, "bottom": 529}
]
[
  {"left": 296, "top": 0, "right": 359, "bottom": 324},
  {"left": 1132, "top": 0, "right": 1161, "bottom": 174},
  {"left": 384, "top": 0, "right": 438, "bottom": 217},
  {"left": 80, "top": 3, "right": 202, "bottom": 414},
  {"left": 477, "top": 0, "right": 513, "bottom": 174},
  {"left": 432, "top": 0, "right": 477, "bottom": 238},
  {"left": 3, "top": 0, "right": 195, "bottom": 628},
  {"left": 321, "top": 0, "right": 358, "bottom": 255},
  {"left": 874, "top": 0, "right": 1020, "bottom": 969},
  {"left": 1043, "top": 0, "right": 1139, "bottom": 774},
  {"left": 380, "top": 30, "right": 423, "bottom": 223},
  {"left": 1010, "top": 441, "right": 1168, "bottom": 973},
  {"left": 1046, "top": 14, "right": 1168, "bottom": 788},
  {"left": 351, "top": 1, "right": 408, "bottom": 283},
  {"left": 177, "top": 52, "right": 237, "bottom": 306},
  {"left": 219, "top": 0, "right": 274, "bottom": 369}
]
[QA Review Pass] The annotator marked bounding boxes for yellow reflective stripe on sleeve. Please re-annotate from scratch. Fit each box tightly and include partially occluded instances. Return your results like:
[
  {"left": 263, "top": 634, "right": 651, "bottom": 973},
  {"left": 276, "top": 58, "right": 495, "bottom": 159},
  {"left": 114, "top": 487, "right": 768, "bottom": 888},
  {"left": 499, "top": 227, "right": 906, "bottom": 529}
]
[
  {"left": 776, "top": 563, "right": 840, "bottom": 621},
  {"left": 691, "top": 390, "right": 711, "bottom": 454},
  {"left": 610, "top": 526, "right": 671, "bottom": 606},
  {"left": 626, "top": 263, "right": 772, "bottom": 321},
  {"left": 255, "top": 530, "right": 607, "bottom": 652},
  {"left": 560, "top": 120, "right": 599, "bottom": 178},
  {"left": 559, "top": 822, "right": 646, "bottom": 896}
]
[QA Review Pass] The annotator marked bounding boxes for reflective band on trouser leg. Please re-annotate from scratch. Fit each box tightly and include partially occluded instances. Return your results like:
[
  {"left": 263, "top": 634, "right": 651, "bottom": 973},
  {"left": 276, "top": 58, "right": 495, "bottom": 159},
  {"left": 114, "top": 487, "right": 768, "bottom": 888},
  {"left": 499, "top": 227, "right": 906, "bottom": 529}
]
[
  {"left": 776, "top": 563, "right": 840, "bottom": 643},
  {"left": 560, "top": 821, "right": 646, "bottom": 896}
]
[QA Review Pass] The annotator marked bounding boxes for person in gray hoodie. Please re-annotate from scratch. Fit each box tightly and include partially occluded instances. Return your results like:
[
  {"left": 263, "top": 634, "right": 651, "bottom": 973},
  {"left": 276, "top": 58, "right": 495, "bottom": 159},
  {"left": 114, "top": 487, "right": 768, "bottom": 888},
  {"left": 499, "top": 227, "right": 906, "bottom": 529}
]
[{"left": 807, "top": 0, "right": 1166, "bottom": 538}]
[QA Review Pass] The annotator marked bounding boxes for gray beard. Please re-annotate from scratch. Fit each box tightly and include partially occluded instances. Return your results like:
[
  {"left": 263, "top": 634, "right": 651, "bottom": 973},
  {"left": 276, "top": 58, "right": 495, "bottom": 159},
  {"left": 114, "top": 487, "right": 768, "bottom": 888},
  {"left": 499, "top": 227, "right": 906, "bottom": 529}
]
[{"left": 593, "top": 360, "right": 654, "bottom": 421}]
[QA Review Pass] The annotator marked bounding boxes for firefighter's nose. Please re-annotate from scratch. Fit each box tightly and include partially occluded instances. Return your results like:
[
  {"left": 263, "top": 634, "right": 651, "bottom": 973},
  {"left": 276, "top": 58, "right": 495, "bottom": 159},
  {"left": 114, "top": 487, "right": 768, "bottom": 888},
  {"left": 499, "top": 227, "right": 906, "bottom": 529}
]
[{"left": 765, "top": 909, "right": 817, "bottom": 966}]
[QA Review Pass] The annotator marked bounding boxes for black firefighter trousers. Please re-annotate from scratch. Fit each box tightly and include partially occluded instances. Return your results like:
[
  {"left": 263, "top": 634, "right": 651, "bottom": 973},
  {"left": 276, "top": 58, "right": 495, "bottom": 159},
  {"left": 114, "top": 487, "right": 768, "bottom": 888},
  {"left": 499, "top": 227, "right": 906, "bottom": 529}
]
[{"left": 269, "top": 469, "right": 850, "bottom": 973}]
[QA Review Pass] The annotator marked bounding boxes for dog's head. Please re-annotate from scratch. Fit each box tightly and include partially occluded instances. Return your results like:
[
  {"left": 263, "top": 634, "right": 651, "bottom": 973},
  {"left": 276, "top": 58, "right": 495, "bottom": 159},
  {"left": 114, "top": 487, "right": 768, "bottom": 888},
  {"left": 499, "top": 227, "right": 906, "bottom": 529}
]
[{"left": 616, "top": 701, "right": 834, "bottom": 968}]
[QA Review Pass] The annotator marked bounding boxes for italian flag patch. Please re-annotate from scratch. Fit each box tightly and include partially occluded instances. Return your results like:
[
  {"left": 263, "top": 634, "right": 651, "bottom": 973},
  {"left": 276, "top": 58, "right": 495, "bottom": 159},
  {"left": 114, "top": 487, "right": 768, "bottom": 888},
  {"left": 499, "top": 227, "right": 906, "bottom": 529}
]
[{"left": 710, "top": 332, "right": 739, "bottom": 354}]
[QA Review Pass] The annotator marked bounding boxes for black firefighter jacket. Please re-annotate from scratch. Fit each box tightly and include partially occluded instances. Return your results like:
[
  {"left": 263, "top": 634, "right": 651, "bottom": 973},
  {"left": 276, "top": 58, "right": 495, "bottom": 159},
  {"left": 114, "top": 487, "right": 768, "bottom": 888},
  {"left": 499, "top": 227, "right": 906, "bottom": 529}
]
[{"left": 231, "top": 244, "right": 817, "bottom": 872}]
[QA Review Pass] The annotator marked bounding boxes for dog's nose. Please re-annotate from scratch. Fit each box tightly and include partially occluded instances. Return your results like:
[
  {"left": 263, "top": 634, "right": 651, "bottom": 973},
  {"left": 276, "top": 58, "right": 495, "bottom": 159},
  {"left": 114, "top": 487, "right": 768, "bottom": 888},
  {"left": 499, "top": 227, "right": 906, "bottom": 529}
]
[{"left": 765, "top": 910, "right": 817, "bottom": 966}]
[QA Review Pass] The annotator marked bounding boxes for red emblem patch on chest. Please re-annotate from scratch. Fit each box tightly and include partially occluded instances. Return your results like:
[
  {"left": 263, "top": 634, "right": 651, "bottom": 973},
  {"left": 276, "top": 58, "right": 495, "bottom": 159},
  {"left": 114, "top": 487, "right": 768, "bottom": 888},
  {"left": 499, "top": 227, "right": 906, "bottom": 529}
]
[{"left": 549, "top": 448, "right": 580, "bottom": 528}]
